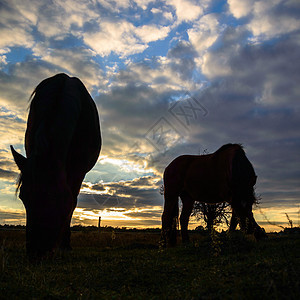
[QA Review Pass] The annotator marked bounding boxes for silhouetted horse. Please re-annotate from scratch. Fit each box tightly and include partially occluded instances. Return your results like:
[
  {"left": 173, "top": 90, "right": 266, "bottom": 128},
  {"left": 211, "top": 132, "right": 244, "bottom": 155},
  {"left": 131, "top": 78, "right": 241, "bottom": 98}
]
[
  {"left": 11, "top": 73, "right": 101, "bottom": 258},
  {"left": 161, "top": 144, "right": 265, "bottom": 246}
]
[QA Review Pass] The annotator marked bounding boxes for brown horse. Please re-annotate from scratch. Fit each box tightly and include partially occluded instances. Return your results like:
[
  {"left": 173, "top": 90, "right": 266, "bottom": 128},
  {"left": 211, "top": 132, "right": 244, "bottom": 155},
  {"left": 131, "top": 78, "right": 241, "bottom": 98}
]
[
  {"left": 161, "top": 144, "right": 265, "bottom": 246},
  {"left": 11, "top": 73, "right": 101, "bottom": 258}
]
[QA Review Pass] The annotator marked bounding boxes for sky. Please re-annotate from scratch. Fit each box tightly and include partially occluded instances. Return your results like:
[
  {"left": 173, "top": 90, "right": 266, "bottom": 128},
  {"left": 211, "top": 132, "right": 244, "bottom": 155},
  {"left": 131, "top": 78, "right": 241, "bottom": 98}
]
[{"left": 0, "top": 0, "right": 299, "bottom": 231}]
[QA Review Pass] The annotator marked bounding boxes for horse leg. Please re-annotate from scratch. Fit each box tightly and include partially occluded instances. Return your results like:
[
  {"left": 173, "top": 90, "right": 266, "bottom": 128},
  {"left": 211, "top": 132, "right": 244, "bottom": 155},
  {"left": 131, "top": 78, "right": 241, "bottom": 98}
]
[
  {"left": 229, "top": 208, "right": 238, "bottom": 232},
  {"left": 233, "top": 203, "right": 266, "bottom": 239},
  {"left": 180, "top": 192, "right": 194, "bottom": 243},
  {"left": 161, "top": 191, "right": 179, "bottom": 247},
  {"left": 245, "top": 211, "right": 267, "bottom": 239}
]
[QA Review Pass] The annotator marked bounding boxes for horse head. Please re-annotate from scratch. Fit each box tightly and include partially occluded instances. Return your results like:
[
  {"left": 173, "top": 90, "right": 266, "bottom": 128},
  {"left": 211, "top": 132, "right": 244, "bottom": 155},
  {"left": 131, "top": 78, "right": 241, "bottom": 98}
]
[{"left": 11, "top": 146, "right": 74, "bottom": 259}]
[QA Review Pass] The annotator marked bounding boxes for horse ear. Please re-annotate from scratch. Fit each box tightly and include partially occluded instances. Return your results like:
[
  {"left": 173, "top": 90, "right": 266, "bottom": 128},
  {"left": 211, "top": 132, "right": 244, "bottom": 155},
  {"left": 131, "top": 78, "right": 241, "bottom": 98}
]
[{"left": 10, "top": 145, "right": 27, "bottom": 172}]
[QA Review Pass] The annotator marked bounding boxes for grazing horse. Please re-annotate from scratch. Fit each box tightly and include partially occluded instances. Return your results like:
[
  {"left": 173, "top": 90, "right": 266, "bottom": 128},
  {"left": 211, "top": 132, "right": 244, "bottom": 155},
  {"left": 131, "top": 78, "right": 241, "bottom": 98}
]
[
  {"left": 11, "top": 73, "right": 101, "bottom": 258},
  {"left": 161, "top": 144, "right": 265, "bottom": 246}
]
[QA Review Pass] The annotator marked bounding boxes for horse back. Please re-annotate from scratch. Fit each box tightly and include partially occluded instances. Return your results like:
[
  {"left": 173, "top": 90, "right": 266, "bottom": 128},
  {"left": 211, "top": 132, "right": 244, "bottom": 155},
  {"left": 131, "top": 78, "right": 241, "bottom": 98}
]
[
  {"left": 164, "top": 144, "right": 255, "bottom": 203},
  {"left": 184, "top": 153, "right": 229, "bottom": 202},
  {"left": 164, "top": 155, "right": 196, "bottom": 194}
]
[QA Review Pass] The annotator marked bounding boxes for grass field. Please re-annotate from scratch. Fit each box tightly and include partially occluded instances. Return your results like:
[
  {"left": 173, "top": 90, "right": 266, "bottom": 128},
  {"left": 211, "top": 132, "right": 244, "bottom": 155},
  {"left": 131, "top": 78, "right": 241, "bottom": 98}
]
[{"left": 0, "top": 228, "right": 299, "bottom": 299}]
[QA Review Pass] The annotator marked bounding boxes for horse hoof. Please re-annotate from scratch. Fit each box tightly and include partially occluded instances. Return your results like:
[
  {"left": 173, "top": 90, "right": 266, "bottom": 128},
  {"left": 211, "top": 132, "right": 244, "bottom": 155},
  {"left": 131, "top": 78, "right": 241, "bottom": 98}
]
[{"left": 254, "top": 228, "right": 267, "bottom": 240}]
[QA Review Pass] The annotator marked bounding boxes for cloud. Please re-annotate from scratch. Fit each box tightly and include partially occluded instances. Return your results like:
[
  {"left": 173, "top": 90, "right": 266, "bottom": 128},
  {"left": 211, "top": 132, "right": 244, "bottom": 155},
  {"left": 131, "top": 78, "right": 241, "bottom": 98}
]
[
  {"left": 83, "top": 20, "right": 171, "bottom": 57},
  {"left": 76, "top": 177, "right": 164, "bottom": 227},
  {"left": 0, "top": 168, "right": 18, "bottom": 181},
  {"left": 188, "top": 14, "right": 221, "bottom": 54},
  {"left": 83, "top": 20, "right": 144, "bottom": 57},
  {"left": 91, "top": 23, "right": 299, "bottom": 220},
  {"left": 227, "top": 0, "right": 254, "bottom": 18},
  {"left": 0, "top": 0, "right": 299, "bottom": 230},
  {"left": 170, "top": 0, "right": 205, "bottom": 23},
  {"left": 96, "top": 85, "right": 170, "bottom": 157},
  {"left": 34, "top": 0, "right": 99, "bottom": 39},
  {"left": 187, "top": 34, "right": 299, "bottom": 211},
  {"left": 0, "top": 207, "right": 25, "bottom": 224},
  {"left": 92, "top": 48, "right": 206, "bottom": 157},
  {"left": 0, "top": 0, "right": 35, "bottom": 49},
  {"left": 41, "top": 47, "right": 104, "bottom": 90},
  {"left": 200, "top": 26, "right": 247, "bottom": 78},
  {"left": 78, "top": 175, "right": 162, "bottom": 212},
  {"left": 0, "top": 55, "right": 8, "bottom": 65},
  {"left": 151, "top": 7, "right": 174, "bottom": 22},
  {"left": 230, "top": 39, "right": 300, "bottom": 106},
  {"left": 98, "top": 18, "right": 299, "bottom": 217},
  {"left": 0, "top": 107, "right": 26, "bottom": 151},
  {"left": 249, "top": 1, "right": 300, "bottom": 40},
  {"left": 0, "top": 0, "right": 173, "bottom": 61},
  {"left": 228, "top": 0, "right": 300, "bottom": 41},
  {"left": 167, "top": 40, "right": 199, "bottom": 82},
  {"left": 124, "top": 208, "right": 162, "bottom": 220},
  {"left": 0, "top": 60, "right": 61, "bottom": 111},
  {"left": 134, "top": 0, "right": 153, "bottom": 10},
  {"left": 135, "top": 24, "right": 171, "bottom": 43}
]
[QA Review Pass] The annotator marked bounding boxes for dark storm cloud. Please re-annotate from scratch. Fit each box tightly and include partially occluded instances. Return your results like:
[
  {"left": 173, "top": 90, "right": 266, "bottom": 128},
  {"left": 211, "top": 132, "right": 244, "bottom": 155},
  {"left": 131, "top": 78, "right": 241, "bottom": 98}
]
[
  {"left": 258, "top": 193, "right": 299, "bottom": 208},
  {"left": 228, "top": 37, "right": 300, "bottom": 104},
  {"left": 90, "top": 183, "right": 105, "bottom": 191},
  {"left": 110, "top": 25, "right": 300, "bottom": 213},
  {"left": 0, "top": 168, "right": 18, "bottom": 181},
  {"left": 124, "top": 209, "right": 162, "bottom": 219},
  {"left": 94, "top": 28, "right": 299, "bottom": 212},
  {"left": 0, "top": 157, "right": 19, "bottom": 181},
  {"left": 96, "top": 83, "right": 173, "bottom": 155},
  {"left": 0, "top": 159, "right": 16, "bottom": 169},
  {"left": 183, "top": 31, "right": 300, "bottom": 209},
  {"left": 106, "top": 208, "right": 127, "bottom": 213},
  {"left": 1, "top": 0, "right": 299, "bottom": 229},
  {"left": 167, "top": 41, "right": 199, "bottom": 82},
  {"left": 0, "top": 209, "right": 25, "bottom": 224},
  {"left": 78, "top": 176, "right": 163, "bottom": 211},
  {"left": 78, "top": 190, "right": 162, "bottom": 211},
  {"left": 0, "top": 48, "right": 104, "bottom": 113},
  {"left": 0, "top": 61, "right": 60, "bottom": 111}
]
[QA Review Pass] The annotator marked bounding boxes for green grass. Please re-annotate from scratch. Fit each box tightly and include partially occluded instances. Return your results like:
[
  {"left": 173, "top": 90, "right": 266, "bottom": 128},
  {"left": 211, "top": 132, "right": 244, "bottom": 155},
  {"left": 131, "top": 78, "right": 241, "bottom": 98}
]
[{"left": 0, "top": 229, "right": 299, "bottom": 299}]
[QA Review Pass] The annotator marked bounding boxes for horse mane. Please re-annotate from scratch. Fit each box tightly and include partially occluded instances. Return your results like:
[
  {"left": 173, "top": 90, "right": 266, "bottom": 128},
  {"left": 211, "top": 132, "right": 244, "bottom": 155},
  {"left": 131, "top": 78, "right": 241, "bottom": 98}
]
[
  {"left": 214, "top": 143, "right": 244, "bottom": 155},
  {"left": 16, "top": 74, "right": 70, "bottom": 194},
  {"left": 213, "top": 143, "right": 257, "bottom": 204},
  {"left": 29, "top": 73, "right": 69, "bottom": 108},
  {"left": 28, "top": 73, "right": 71, "bottom": 153},
  {"left": 229, "top": 144, "right": 258, "bottom": 205}
]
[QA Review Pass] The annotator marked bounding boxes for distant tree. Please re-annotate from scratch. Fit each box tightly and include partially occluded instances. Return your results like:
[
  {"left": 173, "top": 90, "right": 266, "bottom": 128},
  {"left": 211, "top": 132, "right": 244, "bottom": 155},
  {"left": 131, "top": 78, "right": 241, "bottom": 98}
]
[{"left": 192, "top": 202, "right": 231, "bottom": 232}]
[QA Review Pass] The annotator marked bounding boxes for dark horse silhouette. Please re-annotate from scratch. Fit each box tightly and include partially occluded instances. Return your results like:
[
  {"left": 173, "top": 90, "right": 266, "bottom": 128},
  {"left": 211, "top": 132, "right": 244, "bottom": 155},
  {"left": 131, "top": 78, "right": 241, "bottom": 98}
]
[
  {"left": 11, "top": 73, "right": 101, "bottom": 258},
  {"left": 161, "top": 144, "right": 265, "bottom": 246}
]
